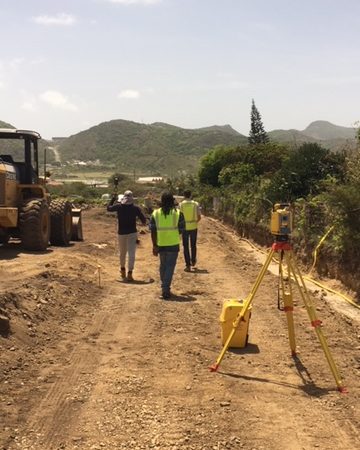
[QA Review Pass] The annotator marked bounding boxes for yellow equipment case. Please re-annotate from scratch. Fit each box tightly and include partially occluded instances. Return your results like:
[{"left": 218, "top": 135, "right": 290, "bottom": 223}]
[{"left": 220, "top": 299, "right": 252, "bottom": 348}]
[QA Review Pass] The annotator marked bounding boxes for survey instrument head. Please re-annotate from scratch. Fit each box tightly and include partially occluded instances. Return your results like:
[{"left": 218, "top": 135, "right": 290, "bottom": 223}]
[{"left": 270, "top": 203, "right": 292, "bottom": 240}]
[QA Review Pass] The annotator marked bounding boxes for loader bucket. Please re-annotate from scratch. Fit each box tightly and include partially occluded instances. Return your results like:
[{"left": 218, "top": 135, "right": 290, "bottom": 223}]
[{"left": 71, "top": 208, "right": 83, "bottom": 241}]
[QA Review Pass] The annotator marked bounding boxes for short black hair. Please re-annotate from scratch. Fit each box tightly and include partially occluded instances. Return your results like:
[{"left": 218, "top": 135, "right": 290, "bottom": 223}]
[{"left": 183, "top": 189, "right": 192, "bottom": 199}]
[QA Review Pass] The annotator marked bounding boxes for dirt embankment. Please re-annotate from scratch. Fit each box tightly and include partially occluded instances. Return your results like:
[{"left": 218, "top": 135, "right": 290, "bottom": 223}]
[{"left": 0, "top": 208, "right": 359, "bottom": 450}]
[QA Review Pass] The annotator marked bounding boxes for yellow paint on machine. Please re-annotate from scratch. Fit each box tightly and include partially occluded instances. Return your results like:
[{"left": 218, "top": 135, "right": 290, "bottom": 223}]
[
  {"left": 220, "top": 299, "right": 252, "bottom": 348},
  {"left": 0, "top": 207, "right": 18, "bottom": 227}
]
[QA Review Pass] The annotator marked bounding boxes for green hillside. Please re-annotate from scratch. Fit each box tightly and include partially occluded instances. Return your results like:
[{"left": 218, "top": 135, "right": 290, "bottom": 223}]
[
  {"left": 303, "top": 120, "right": 356, "bottom": 140},
  {"left": 0, "top": 121, "right": 23, "bottom": 160},
  {"left": 268, "top": 129, "right": 317, "bottom": 145},
  {"left": 0, "top": 120, "right": 14, "bottom": 129},
  {"left": 57, "top": 120, "right": 248, "bottom": 174},
  {"left": 269, "top": 121, "right": 357, "bottom": 149}
]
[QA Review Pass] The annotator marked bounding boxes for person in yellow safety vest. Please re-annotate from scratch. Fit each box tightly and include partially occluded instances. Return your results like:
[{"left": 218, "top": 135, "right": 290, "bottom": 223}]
[
  {"left": 180, "top": 189, "right": 201, "bottom": 272},
  {"left": 150, "top": 191, "right": 185, "bottom": 300}
]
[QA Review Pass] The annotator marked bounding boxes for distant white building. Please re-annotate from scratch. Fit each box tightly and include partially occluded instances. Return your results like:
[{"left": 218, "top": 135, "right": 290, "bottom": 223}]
[{"left": 137, "top": 176, "right": 163, "bottom": 184}]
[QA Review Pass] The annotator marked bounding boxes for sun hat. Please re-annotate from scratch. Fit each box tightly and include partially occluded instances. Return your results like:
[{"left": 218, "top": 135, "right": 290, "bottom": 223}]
[{"left": 121, "top": 190, "right": 134, "bottom": 205}]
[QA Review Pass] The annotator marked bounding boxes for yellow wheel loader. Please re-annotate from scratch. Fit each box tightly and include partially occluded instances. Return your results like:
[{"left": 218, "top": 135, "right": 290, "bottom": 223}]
[{"left": 0, "top": 129, "right": 83, "bottom": 251}]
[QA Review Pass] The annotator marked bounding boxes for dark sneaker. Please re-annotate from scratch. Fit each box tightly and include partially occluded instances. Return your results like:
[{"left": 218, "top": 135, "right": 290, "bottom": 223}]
[
  {"left": 161, "top": 291, "right": 171, "bottom": 300},
  {"left": 127, "top": 271, "right": 134, "bottom": 282},
  {"left": 120, "top": 267, "right": 126, "bottom": 279},
  {"left": 191, "top": 261, "right": 196, "bottom": 267},
  {"left": 184, "top": 266, "right": 191, "bottom": 272}
]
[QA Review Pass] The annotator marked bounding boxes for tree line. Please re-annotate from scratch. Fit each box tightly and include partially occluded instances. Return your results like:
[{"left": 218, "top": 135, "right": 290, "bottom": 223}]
[{"left": 172, "top": 101, "right": 360, "bottom": 292}]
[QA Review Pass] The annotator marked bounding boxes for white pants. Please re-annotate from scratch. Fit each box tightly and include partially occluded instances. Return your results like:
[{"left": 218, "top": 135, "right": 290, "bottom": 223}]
[{"left": 118, "top": 232, "right": 138, "bottom": 271}]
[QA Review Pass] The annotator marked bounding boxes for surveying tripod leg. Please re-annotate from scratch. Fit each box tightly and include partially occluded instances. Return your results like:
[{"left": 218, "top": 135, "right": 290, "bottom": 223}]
[
  {"left": 282, "top": 252, "right": 296, "bottom": 355},
  {"left": 210, "top": 249, "right": 275, "bottom": 372},
  {"left": 287, "top": 251, "right": 345, "bottom": 392}
]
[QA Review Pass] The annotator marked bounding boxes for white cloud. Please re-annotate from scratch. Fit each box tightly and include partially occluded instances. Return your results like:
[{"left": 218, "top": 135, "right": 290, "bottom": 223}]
[
  {"left": 30, "top": 58, "right": 45, "bottom": 65},
  {"left": 32, "top": 13, "right": 77, "bottom": 26},
  {"left": 21, "top": 102, "right": 37, "bottom": 112},
  {"left": 117, "top": 89, "right": 140, "bottom": 99},
  {"left": 0, "top": 57, "right": 33, "bottom": 74},
  {"left": 143, "top": 87, "right": 155, "bottom": 94},
  {"left": 40, "top": 90, "right": 78, "bottom": 111},
  {"left": 106, "top": 0, "right": 162, "bottom": 5},
  {"left": 9, "top": 58, "right": 25, "bottom": 69},
  {"left": 0, "top": 81, "right": 4, "bottom": 89}
]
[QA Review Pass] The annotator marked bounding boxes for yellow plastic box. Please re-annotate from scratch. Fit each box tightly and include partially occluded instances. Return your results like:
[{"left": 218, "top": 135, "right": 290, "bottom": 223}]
[{"left": 220, "top": 299, "right": 252, "bottom": 348}]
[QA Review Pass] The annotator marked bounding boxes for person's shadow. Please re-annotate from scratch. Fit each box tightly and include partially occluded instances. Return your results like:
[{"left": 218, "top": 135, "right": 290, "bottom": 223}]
[
  {"left": 118, "top": 278, "right": 155, "bottom": 285},
  {"left": 168, "top": 293, "right": 196, "bottom": 302},
  {"left": 192, "top": 268, "right": 209, "bottom": 274}
]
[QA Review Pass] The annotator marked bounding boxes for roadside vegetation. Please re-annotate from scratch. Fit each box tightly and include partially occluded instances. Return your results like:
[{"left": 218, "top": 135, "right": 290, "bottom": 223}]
[{"left": 174, "top": 103, "right": 360, "bottom": 295}]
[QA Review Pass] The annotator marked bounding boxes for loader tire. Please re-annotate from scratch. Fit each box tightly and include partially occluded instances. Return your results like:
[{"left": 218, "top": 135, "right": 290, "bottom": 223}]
[
  {"left": 71, "top": 212, "right": 83, "bottom": 241},
  {"left": 49, "top": 200, "right": 73, "bottom": 246},
  {"left": 19, "top": 199, "right": 50, "bottom": 251},
  {"left": 0, "top": 231, "right": 10, "bottom": 245}
]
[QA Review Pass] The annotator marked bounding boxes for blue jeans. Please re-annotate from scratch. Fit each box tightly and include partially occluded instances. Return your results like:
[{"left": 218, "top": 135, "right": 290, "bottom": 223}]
[
  {"left": 159, "top": 251, "right": 178, "bottom": 294},
  {"left": 182, "top": 229, "right": 198, "bottom": 267}
]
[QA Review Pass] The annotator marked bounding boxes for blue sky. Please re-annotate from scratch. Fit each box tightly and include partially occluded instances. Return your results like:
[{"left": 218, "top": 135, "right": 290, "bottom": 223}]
[{"left": 0, "top": 0, "right": 359, "bottom": 139}]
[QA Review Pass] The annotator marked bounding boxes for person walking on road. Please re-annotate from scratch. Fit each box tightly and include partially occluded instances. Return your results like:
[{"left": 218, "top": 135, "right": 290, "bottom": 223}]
[
  {"left": 107, "top": 190, "right": 146, "bottom": 281},
  {"left": 180, "top": 189, "right": 201, "bottom": 271},
  {"left": 144, "top": 191, "right": 154, "bottom": 215},
  {"left": 150, "top": 192, "right": 185, "bottom": 299}
]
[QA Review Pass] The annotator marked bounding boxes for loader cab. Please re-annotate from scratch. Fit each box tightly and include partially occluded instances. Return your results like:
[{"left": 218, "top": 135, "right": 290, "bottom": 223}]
[{"left": 0, "top": 129, "right": 40, "bottom": 185}]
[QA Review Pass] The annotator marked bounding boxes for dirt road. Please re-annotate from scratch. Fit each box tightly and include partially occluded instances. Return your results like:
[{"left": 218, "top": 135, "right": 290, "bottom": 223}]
[{"left": 1, "top": 209, "right": 359, "bottom": 450}]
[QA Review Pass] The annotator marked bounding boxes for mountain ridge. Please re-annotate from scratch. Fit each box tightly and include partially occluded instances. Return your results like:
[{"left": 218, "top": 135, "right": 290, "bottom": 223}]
[
  {"left": 302, "top": 120, "right": 356, "bottom": 140},
  {"left": 268, "top": 120, "right": 356, "bottom": 149},
  {"left": 0, "top": 118, "right": 357, "bottom": 174},
  {"left": 55, "top": 119, "right": 248, "bottom": 174}
]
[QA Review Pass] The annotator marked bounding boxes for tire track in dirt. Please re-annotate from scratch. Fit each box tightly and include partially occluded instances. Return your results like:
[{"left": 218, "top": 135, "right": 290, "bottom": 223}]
[
  {"left": 9, "top": 286, "right": 128, "bottom": 450},
  {"left": 67, "top": 269, "right": 202, "bottom": 448}
]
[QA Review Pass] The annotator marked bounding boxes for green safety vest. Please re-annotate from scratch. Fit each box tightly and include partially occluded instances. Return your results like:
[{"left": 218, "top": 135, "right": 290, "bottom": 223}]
[
  {"left": 180, "top": 200, "right": 198, "bottom": 231},
  {"left": 153, "top": 208, "right": 180, "bottom": 246}
]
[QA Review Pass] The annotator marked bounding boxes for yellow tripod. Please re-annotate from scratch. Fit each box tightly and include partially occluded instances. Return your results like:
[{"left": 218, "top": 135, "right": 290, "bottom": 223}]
[{"left": 210, "top": 240, "right": 346, "bottom": 393}]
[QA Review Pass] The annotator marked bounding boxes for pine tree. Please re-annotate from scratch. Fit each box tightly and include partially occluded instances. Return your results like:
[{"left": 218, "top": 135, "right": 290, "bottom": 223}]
[
  {"left": 248, "top": 99, "right": 269, "bottom": 145},
  {"left": 356, "top": 121, "right": 360, "bottom": 146}
]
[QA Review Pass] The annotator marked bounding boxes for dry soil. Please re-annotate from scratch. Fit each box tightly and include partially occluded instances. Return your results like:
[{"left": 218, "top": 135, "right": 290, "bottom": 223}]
[{"left": 1, "top": 209, "right": 359, "bottom": 450}]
